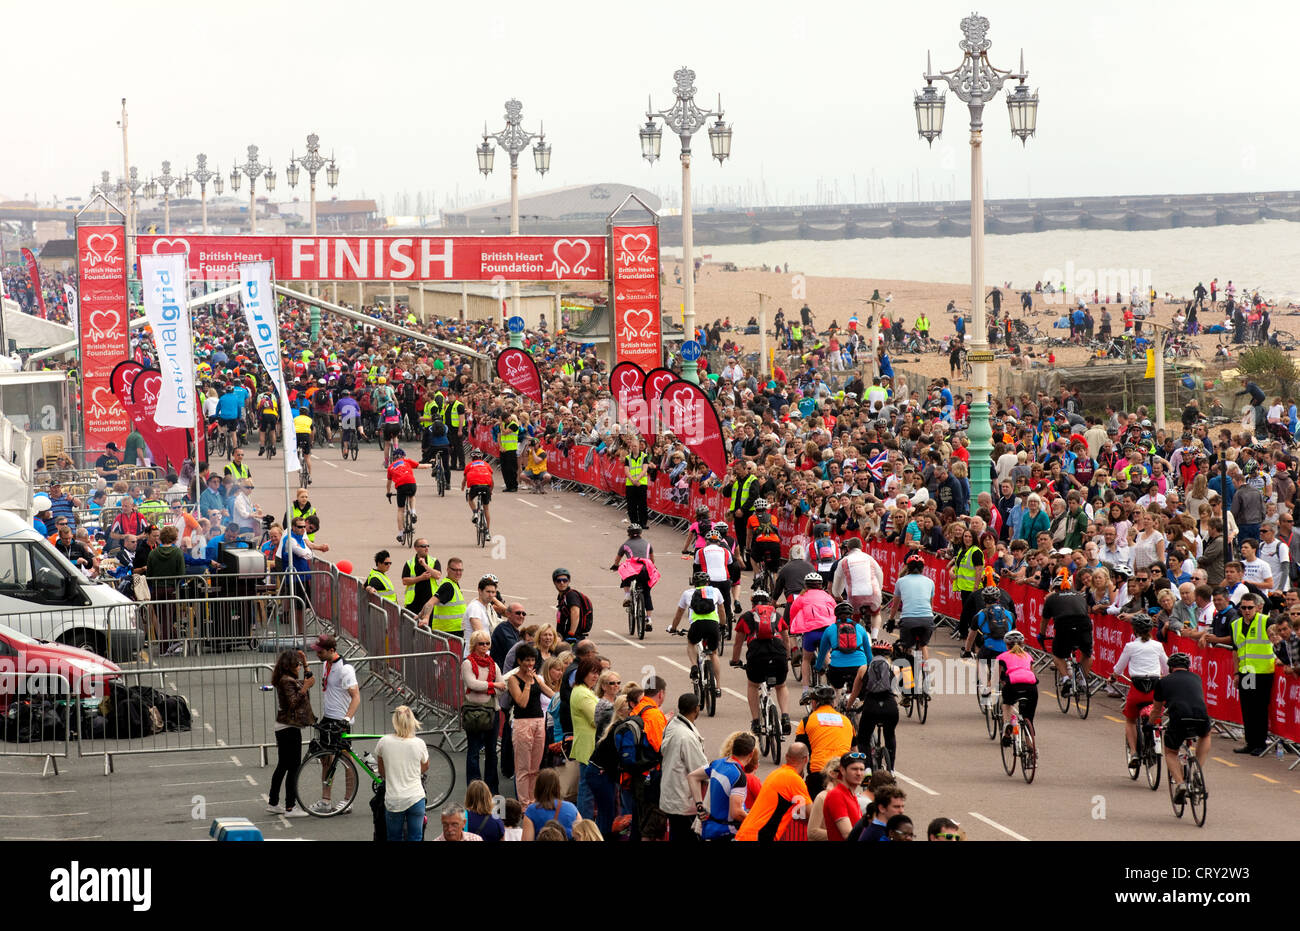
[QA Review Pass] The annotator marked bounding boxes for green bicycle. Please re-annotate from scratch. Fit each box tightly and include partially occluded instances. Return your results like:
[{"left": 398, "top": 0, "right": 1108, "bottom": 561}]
[{"left": 296, "top": 726, "right": 456, "bottom": 818}]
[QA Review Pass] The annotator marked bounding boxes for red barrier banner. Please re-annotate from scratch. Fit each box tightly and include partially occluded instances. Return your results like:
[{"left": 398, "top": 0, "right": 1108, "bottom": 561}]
[
  {"left": 1271, "top": 670, "right": 1300, "bottom": 743},
  {"left": 77, "top": 225, "right": 131, "bottom": 453},
  {"left": 1089, "top": 614, "right": 1131, "bottom": 679},
  {"left": 610, "top": 225, "right": 662, "bottom": 370},
  {"left": 137, "top": 234, "right": 608, "bottom": 282}
]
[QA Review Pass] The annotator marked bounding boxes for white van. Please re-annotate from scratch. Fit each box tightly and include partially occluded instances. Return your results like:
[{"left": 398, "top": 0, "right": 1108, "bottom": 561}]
[{"left": 0, "top": 511, "right": 143, "bottom": 662}]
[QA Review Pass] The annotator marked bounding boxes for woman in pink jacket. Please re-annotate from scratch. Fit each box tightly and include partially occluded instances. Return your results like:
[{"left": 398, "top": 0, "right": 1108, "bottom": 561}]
[{"left": 789, "top": 572, "right": 837, "bottom": 684}]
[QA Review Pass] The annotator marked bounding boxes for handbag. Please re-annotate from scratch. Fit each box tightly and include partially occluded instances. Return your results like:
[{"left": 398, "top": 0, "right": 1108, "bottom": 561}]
[
  {"left": 460, "top": 701, "right": 496, "bottom": 734},
  {"left": 132, "top": 574, "right": 151, "bottom": 602},
  {"left": 553, "top": 755, "right": 581, "bottom": 801}
]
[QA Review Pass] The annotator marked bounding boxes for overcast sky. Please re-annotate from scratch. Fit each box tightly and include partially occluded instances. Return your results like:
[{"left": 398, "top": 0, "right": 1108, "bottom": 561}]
[{"left": 7, "top": 0, "right": 1297, "bottom": 212}]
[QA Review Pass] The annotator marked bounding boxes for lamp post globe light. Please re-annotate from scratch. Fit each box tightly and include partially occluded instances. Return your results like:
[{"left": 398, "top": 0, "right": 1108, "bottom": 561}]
[
  {"left": 230, "top": 145, "right": 275, "bottom": 234},
  {"left": 288, "top": 133, "right": 340, "bottom": 341},
  {"left": 117, "top": 166, "right": 143, "bottom": 273},
  {"left": 94, "top": 170, "right": 115, "bottom": 222},
  {"left": 145, "top": 160, "right": 183, "bottom": 234},
  {"left": 640, "top": 67, "right": 732, "bottom": 384},
  {"left": 913, "top": 12, "right": 1038, "bottom": 511},
  {"left": 477, "top": 99, "right": 550, "bottom": 348},
  {"left": 189, "top": 153, "right": 221, "bottom": 233}
]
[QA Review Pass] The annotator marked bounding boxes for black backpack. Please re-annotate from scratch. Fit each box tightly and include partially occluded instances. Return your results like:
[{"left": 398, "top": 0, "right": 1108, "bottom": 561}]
[
  {"left": 983, "top": 606, "right": 1010, "bottom": 640},
  {"left": 690, "top": 587, "right": 715, "bottom": 615}
]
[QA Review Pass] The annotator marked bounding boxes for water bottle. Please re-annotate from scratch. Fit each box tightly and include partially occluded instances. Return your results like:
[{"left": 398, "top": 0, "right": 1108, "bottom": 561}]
[
  {"left": 363, "top": 752, "right": 379, "bottom": 771},
  {"left": 1277, "top": 744, "right": 1286, "bottom": 760}
]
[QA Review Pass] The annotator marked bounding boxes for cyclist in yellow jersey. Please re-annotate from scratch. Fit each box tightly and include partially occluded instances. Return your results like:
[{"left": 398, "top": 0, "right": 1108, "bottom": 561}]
[{"left": 293, "top": 409, "right": 314, "bottom": 483}]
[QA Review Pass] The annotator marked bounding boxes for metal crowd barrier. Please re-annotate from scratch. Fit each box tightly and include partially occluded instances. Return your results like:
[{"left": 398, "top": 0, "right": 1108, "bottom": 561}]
[{"left": 0, "top": 672, "right": 74, "bottom": 775}]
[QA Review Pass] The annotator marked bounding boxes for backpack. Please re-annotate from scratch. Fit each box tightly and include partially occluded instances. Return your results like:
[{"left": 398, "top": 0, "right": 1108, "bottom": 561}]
[
  {"left": 383, "top": 403, "right": 400, "bottom": 424},
  {"left": 863, "top": 656, "right": 895, "bottom": 696},
  {"left": 835, "top": 619, "right": 859, "bottom": 653},
  {"left": 690, "top": 587, "right": 716, "bottom": 615},
  {"left": 258, "top": 393, "right": 275, "bottom": 413},
  {"left": 592, "top": 712, "right": 661, "bottom": 774},
  {"left": 562, "top": 590, "right": 594, "bottom": 637},
  {"left": 983, "top": 606, "right": 1010, "bottom": 640},
  {"left": 428, "top": 418, "right": 447, "bottom": 439},
  {"left": 751, "top": 604, "right": 778, "bottom": 640}
]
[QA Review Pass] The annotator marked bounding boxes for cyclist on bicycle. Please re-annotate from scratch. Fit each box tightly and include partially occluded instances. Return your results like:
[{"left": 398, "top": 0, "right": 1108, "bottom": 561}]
[
  {"left": 610, "top": 523, "right": 657, "bottom": 631},
  {"left": 384, "top": 448, "right": 423, "bottom": 543},
  {"left": 255, "top": 388, "right": 279, "bottom": 458},
  {"left": 729, "top": 590, "right": 792, "bottom": 735},
  {"left": 1042, "top": 571, "right": 1093, "bottom": 695},
  {"left": 695, "top": 529, "right": 735, "bottom": 632},
  {"left": 311, "top": 379, "right": 334, "bottom": 445},
  {"left": 381, "top": 398, "right": 403, "bottom": 456},
  {"left": 293, "top": 407, "right": 314, "bottom": 483},
  {"left": 216, "top": 383, "right": 244, "bottom": 455},
  {"left": 746, "top": 499, "right": 782, "bottom": 578},
  {"left": 996, "top": 630, "right": 1039, "bottom": 746},
  {"left": 420, "top": 406, "right": 451, "bottom": 479},
  {"left": 682, "top": 506, "right": 712, "bottom": 555},
  {"left": 462, "top": 455, "right": 495, "bottom": 533},
  {"left": 669, "top": 570, "right": 724, "bottom": 697},
  {"left": 831, "top": 537, "right": 884, "bottom": 634},
  {"left": 1149, "top": 652, "right": 1212, "bottom": 805},
  {"left": 888, "top": 551, "right": 937, "bottom": 665},
  {"left": 794, "top": 684, "right": 853, "bottom": 798},
  {"left": 810, "top": 523, "right": 841, "bottom": 583},
  {"left": 972, "top": 585, "right": 1015, "bottom": 703},
  {"left": 335, "top": 389, "right": 361, "bottom": 455},
  {"left": 848, "top": 647, "right": 900, "bottom": 769},
  {"left": 1110, "top": 616, "right": 1170, "bottom": 776},
  {"left": 815, "top": 602, "right": 870, "bottom": 697},
  {"left": 789, "top": 571, "right": 837, "bottom": 685}
]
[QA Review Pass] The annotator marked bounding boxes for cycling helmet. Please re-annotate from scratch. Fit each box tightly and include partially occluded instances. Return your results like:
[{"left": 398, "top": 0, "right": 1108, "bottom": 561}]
[
  {"left": 904, "top": 552, "right": 927, "bottom": 570},
  {"left": 317, "top": 379, "right": 326, "bottom": 386},
  {"left": 378, "top": 376, "right": 387, "bottom": 384},
  {"left": 751, "top": 590, "right": 771, "bottom": 604},
  {"left": 1130, "top": 617, "right": 1153, "bottom": 635},
  {"left": 479, "top": 573, "right": 500, "bottom": 586},
  {"left": 392, "top": 448, "right": 406, "bottom": 459},
  {"left": 1004, "top": 630, "right": 1026, "bottom": 646},
  {"left": 712, "top": 521, "right": 729, "bottom": 533},
  {"left": 692, "top": 571, "right": 711, "bottom": 587},
  {"left": 834, "top": 602, "right": 855, "bottom": 619},
  {"left": 811, "top": 685, "right": 836, "bottom": 705},
  {"left": 753, "top": 498, "right": 770, "bottom": 509},
  {"left": 981, "top": 586, "right": 1002, "bottom": 604},
  {"left": 705, "top": 530, "right": 722, "bottom": 543},
  {"left": 1167, "top": 652, "right": 1192, "bottom": 670},
  {"left": 1113, "top": 563, "right": 1133, "bottom": 579},
  {"left": 814, "top": 522, "right": 831, "bottom": 536},
  {"left": 551, "top": 568, "right": 571, "bottom": 582},
  {"left": 803, "top": 572, "right": 825, "bottom": 587},
  {"left": 695, "top": 506, "right": 710, "bottom": 519},
  {"left": 627, "top": 523, "right": 643, "bottom": 535},
  {"left": 1050, "top": 572, "right": 1068, "bottom": 590}
]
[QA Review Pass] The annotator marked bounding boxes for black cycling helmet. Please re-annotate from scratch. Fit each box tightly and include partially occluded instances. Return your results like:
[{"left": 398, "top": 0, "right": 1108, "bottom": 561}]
[
  {"left": 752, "top": 590, "right": 771, "bottom": 604},
  {"left": 814, "top": 522, "right": 831, "bottom": 536},
  {"left": 982, "top": 585, "right": 1002, "bottom": 604},
  {"left": 1167, "top": 652, "right": 1192, "bottom": 670},
  {"left": 627, "top": 523, "right": 643, "bottom": 536},
  {"left": 692, "top": 571, "right": 711, "bottom": 587},
  {"left": 552, "top": 568, "right": 571, "bottom": 582},
  {"left": 812, "top": 685, "right": 836, "bottom": 705},
  {"left": 393, "top": 448, "right": 406, "bottom": 459},
  {"left": 695, "top": 506, "right": 710, "bottom": 519},
  {"left": 834, "top": 602, "right": 855, "bottom": 619},
  {"left": 1131, "top": 616, "right": 1153, "bottom": 636}
]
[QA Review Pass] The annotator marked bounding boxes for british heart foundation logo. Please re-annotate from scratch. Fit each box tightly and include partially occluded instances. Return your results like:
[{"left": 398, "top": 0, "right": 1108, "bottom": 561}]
[
  {"left": 83, "top": 232, "right": 121, "bottom": 266},
  {"left": 548, "top": 239, "right": 595, "bottom": 279},
  {"left": 618, "top": 232, "right": 652, "bottom": 264},
  {"left": 88, "top": 309, "right": 121, "bottom": 339}
]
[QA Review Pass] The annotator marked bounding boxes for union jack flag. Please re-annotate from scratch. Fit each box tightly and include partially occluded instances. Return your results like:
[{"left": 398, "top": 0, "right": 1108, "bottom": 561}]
[{"left": 864, "top": 450, "right": 889, "bottom": 482}]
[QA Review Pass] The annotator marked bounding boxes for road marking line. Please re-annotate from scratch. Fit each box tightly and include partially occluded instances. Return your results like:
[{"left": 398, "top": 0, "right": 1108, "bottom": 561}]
[
  {"left": 656, "top": 655, "right": 692, "bottom": 673},
  {"left": 245, "top": 774, "right": 258, "bottom": 786},
  {"left": 968, "top": 811, "right": 1029, "bottom": 841},
  {"left": 1212, "top": 757, "right": 1238, "bottom": 768},
  {"left": 1253, "top": 773, "right": 1280, "bottom": 784},
  {"left": 546, "top": 511, "right": 573, "bottom": 524},
  {"left": 161, "top": 779, "right": 247, "bottom": 787},
  {"left": 346, "top": 469, "right": 365, "bottom": 477},
  {"left": 0, "top": 812, "right": 90, "bottom": 819},
  {"left": 722, "top": 687, "right": 746, "bottom": 701},
  {"left": 230, "top": 755, "right": 243, "bottom": 768},
  {"left": 4, "top": 835, "right": 103, "bottom": 840},
  {"left": 932, "top": 650, "right": 952, "bottom": 657},
  {"left": 602, "top": 629, "right": 645, "bottom": 650},
  {"left": 894, "top": 772, "right": 939, "bottom": 796},
  {"left": 321, "top": 460, "right": 337, "bottom": 469},
  {"left": 0, "top": 790, "right": 76, "bottom": 795},
  {"left": 515, "top": 498, "right": 538, "bottom": 509},
  {"left": 1104, "top": 715, "right": 1126, "bottom": 724},
  {"left": 147, "top": 760, "right": 233, "bottom": 768}
]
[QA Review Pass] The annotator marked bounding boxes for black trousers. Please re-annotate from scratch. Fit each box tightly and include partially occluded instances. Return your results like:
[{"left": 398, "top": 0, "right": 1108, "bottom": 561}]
[
  {"left": 733, "top": 510, "right": 751, "bottom": 567},
  {"left": 269, "top": 726, "right": 302, "bottom": 809},
  {"left": 626, "top": 484, "right": 648, "bottom": 526},
  {"left": 668, "top": 813, "right": 699, "bottom": 842},
  {"left": 448, "top": 429, "right": 465, "bottom": 470},
  {"left": 1238, "top": 671, "right": 1274, "bottom": 750},
  {"left": 500, "top": 450, "right": 518, "bottom": 491}
]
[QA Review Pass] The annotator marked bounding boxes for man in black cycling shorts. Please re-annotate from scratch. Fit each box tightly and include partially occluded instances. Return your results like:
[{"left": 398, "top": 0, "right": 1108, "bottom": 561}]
[
  {"left": 385, "top": 448, "right": 423, "bottom": 542},
  {"left": 729, "top": 590, "right": 792, "bottom": 735},
  {"left": 1042, "top": 573, "right": 1093, "bottom": 696},
  {"left": 1149, "top": 652, "right": 1212, "bottom": 804},
  {"left": 462, "top": 456, "right": 495, "bottom": 532}
]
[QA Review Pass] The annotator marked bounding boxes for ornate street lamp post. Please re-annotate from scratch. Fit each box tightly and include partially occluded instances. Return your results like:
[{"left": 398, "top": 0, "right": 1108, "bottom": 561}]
[
  {"left": 288, "top": 133, "right": 340, "bottom": 341},
  {"left": 229, "top": 145, "right": 275, "bottom": 234}
]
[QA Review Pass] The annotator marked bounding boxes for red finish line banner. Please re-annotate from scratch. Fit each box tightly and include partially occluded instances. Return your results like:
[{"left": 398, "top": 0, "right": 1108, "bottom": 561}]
[
  {"left": 610, "top": 225, "right": 662, "bottom": 369},
  {"left": 136, "top": 234, "right": 607, "bottom": 282}
]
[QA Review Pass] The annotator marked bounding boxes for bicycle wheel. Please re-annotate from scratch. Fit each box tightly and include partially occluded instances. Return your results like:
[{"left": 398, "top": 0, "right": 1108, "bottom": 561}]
[
  {"left": 703, "top": 661, "right": 717, "bottom": 717},
  {"left": 423, "top": 742, "right": 457, "bottom": 808},
  {"left": 1126, "top": 740, "right": 1141, "bottom": 781},
  {"left": 791, "top": 651, "right": 803, "bottom": 683},
  {"left": 626, "top": 594, "right": 637, "bottom": 637},
  {"left": 1168, "top": 757, "right": 1186, "bottom": 818},
  {"left": 917, "top": 691, "right": 930, "bottom": 725},
  {"left": 1187, "top": 757, "right": 1207, "bottom": 827},
  {"left": 983, "top": 690, "right": 998, "bottom": 739},
  {"left": 872, "top": 735, "right": 892, "bottom": 774},
  {"left": 1054, "top": 665, "right": 1070, "bottom": 713},
  {"left": 295, "top": 749, "right": 359, "bottom": 817},
  {"left": 692, "top": 665, "right": 704, "bottom": 709},
  {"left": 1020, "top": 720, "right": 1037, "bottom": 784},
  {"left": 1144, "top": 742, "right": 1162, "bottom": 791},
  {"left": 1074, "top": 667, "right": 1090, "bottom": 719},
  {"left": 903, "top": 691, "right": 914, "bottom": 718},
  {"left": 1001, "top": 725, "right": 1018, "bottom": 776},
  {"left": 766, "top": 702, "right": 783, "bottom": 766},
  {"left": 635, "top": 595, "right": 646, "bottom": 641}
]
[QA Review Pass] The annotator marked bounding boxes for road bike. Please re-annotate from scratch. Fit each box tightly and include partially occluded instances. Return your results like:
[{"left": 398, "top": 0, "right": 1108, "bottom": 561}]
[
  {"left": 999, "top": 694, "right": 1037, "bottom": 784},
  {"left": 212, "top": 427, "right": 230, "bottom": 461},
  {"left": 473, "top": 499, "right": 489, "bottom": 548},
  {"left": 897, "top": 648, "right": 929, "bottom": 725},
  {"left": 751, "top": 564, "right": 775, "bottom": 598},
  {"left": 622, "top": 578, "right": 647, "bottom": 641},
  {"left": 340, "top": 421, "right": 360, "bottom": 461},
  {"left": 295, "top": 725, "right": 455, "bottom": 818},
  {"left": 1159, "top": 720, "right": 1208, "bottom": 827},
  {"left": 433, "top": 456, "right": 448, "bottom": 497},
  {"left": 382, "top": 435, "right": 400, "bottom": 469},
  {"left": 977, "top": 658, "right": 1001, "bottom": 738},
  {"left": 1054, "top": 650, "right": 1091, "bottom": 719},
  {"left": 692, "top": 642, "right": 719, "bottom": 717},
  {"left": 400, "top": 497, "right": 417, "bottom": 549},
  {"left": 297, "top": 444, "right": 312, "bottom": 490},
  {"left": 739, "top": 668, "right": 786, "bottom": 765},
  {"left": 865, "top": 718, "right": 892, "bottom": 774},
  {"left": 1129, "top": 703, "right": 1162, "bottom": 791}
]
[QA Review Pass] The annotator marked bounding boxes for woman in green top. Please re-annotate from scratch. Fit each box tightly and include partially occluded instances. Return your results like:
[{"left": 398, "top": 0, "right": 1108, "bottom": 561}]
[{"left": 569, "top": 655, "right": 601, "bottom": 821}]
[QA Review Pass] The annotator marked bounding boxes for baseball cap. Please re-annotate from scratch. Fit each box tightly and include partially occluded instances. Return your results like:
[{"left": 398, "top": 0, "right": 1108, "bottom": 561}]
[{"left": 310, "top": 634, "right": 338, "bottom": 652}]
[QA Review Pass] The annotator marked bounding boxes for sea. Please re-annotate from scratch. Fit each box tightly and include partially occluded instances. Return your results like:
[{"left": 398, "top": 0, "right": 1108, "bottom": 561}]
[{"left": 696, "top": 219, "right": 1300, "bottom": 302}]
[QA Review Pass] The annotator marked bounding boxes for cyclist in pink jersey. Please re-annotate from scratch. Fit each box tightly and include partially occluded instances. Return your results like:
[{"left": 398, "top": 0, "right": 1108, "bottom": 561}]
[
  {"left": 996, "top": 630, "right": 1039, "bottom": 745},
  {"left": 682, "top": 506, "right": 712, "bottom": 555},
  {"left": 789, "top": 572, "right": 837, "bottom": 684}
]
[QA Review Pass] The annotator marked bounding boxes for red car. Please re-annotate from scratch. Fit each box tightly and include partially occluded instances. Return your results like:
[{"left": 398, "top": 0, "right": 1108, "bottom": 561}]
[{"left": 0, "top": 622, "right": 121, "bottom": 713}]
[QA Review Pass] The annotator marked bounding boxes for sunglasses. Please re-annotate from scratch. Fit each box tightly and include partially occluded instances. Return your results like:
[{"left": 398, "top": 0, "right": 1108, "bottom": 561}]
[
  {"left": 554, "top": 578, "right": 569, "bottom": 584},
  {"left": 934, "top": 831, "right": 963, "bottom": 841},
  {"left": 842, "top": 752, "right": 868, "bottom": 762},
  {"left": 511, "top": 610, "right": 527, "bottom": 616}
]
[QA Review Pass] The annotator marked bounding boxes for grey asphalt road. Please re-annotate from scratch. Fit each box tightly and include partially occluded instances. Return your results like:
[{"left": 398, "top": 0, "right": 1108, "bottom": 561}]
[{"left": 5, "top": 437, "right": 1299, "bottom": 840}]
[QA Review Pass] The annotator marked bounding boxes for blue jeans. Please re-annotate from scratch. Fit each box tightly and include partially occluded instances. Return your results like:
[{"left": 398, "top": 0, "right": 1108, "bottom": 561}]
[
  {"left": 584, "top": 763, "right": 617, "bottom": 839},
  {"left": 385, "top": 799, "right": 425, "bottom": 841},
  {"left": 577, "top": 761, "right": 595, "bottom": 820},
  {"left": 465, "top": 715, "right": 499, "bottom": 795}
]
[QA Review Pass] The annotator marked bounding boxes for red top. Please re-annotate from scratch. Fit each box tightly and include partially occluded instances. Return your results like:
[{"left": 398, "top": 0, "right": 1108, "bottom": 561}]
[
  {"left": 822, "top": 783, "right": 861, "bottom": 841},
  {"left": 465, "top": 461, "right": 494, "bottom": 486},
  {"left": 387, "top": 458, "right": 416, "bottom": 486}
]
